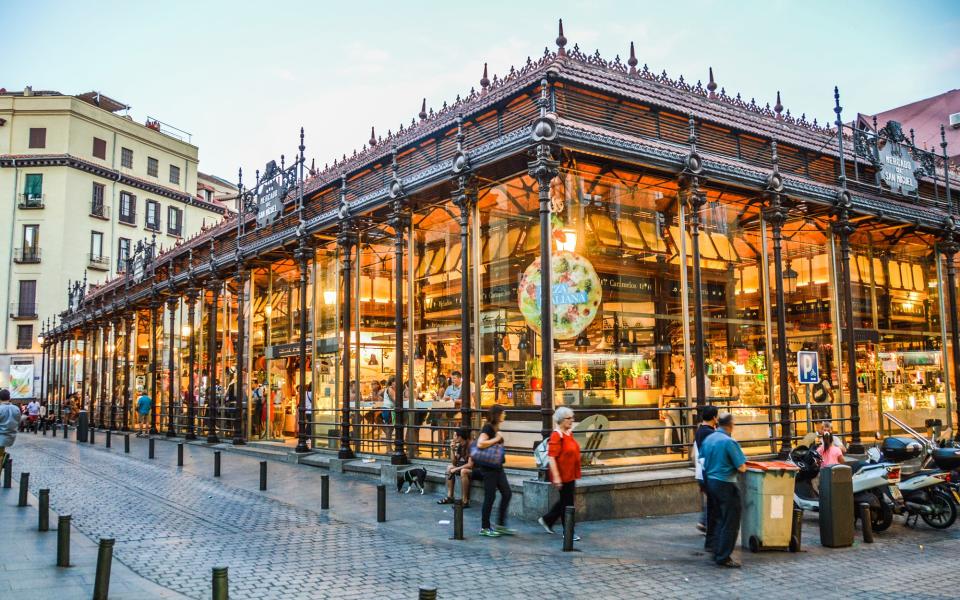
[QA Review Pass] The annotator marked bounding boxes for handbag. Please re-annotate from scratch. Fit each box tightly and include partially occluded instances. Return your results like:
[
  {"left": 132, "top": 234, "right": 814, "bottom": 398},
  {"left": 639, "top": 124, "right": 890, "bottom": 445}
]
[{"left": 470, "top": 439, "right": 505, "bottom": 468}]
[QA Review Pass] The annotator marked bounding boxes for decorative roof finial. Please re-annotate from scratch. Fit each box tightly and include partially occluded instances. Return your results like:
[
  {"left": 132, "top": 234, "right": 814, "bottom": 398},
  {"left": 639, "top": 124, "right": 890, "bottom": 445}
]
[
  {"left": 418, "top": 98, "right": 427, "bottom": 120},
  {"left": 480, "top": 63, "right": 490, "bottom": 92},
  {"left": 368, "top": 126, "right": 377, "bottom": 147},
  {"left": 707, "top": 67, "right": 717, "bottom": 98},
  {"left": 627, "top": 42, "right": 638, "bottom": 76},
  {"left": 556, "top": 18, "right": 567, "bottom": 57},
  {"left": 688, "top": 115, "right": 697, "bottom": 153},
  {"left": 774, "top": 91, "right": 783, "bottom": 118}
]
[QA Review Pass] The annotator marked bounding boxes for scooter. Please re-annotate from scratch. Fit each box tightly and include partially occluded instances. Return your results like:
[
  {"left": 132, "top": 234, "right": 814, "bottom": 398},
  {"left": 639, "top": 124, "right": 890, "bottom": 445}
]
[{"left": 790, "top": 445, "right": 898, "bottom": 532}]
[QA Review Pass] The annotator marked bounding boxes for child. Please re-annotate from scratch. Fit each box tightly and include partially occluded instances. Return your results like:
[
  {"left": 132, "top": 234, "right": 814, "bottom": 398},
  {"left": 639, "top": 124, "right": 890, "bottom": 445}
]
[{"left": 818, "top": 432, "right": 844, "bottom": 466}]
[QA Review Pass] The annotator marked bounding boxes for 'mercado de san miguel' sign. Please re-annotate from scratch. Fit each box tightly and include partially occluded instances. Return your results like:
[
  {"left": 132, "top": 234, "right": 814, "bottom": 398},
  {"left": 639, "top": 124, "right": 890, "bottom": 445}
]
[
  {"left": 256, "top": 178, "right": 285, "bottom": 228},
  {"left": 518, "top": 251, "right": 602, "bottom": 340},
  {"left": 878, "top": 139, "right": 918, "bottom": 194}
]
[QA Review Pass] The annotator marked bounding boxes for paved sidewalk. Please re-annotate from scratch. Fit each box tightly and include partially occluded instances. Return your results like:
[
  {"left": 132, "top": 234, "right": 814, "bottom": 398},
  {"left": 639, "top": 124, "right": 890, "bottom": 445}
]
[{"left": 4, "top": 432, "right": 959, "bottom": 599}]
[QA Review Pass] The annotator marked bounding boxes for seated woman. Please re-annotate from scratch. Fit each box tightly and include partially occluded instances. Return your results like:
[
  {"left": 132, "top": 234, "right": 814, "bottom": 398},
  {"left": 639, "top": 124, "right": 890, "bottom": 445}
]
[{"left": 437, "top": 427, "right": 474, "bottom": 507}]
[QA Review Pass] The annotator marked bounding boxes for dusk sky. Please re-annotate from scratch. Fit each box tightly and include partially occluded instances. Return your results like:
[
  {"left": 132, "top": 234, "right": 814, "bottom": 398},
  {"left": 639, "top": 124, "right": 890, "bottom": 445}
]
[{"left": 4, "top": 0, "right": 958, "bottom": 180}]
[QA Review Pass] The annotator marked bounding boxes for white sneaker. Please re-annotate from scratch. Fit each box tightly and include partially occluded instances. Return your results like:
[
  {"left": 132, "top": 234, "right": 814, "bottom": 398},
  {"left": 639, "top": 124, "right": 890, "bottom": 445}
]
[{"left": 538, "top": 517, "right": 555, "bottom": 534}]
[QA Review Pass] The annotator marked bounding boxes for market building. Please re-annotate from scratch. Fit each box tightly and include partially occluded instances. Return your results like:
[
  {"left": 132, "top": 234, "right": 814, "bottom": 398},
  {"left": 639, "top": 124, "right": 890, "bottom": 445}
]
[
  {"left": 41, "top": 24, "right": 959, "bottom": 490},
  {"left": 0, "top": 87, "right": 231, "bottom": 398}
]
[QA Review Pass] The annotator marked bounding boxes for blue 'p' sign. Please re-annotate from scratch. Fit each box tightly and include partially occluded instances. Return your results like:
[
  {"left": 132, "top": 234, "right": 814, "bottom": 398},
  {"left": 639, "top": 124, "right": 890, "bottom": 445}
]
[{"left": 797, "top": 351, "right": 820, "bottom": 384}]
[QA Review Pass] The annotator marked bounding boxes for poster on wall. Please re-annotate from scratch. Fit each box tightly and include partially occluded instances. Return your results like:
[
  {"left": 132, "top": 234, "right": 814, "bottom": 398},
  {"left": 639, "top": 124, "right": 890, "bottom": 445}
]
[
  {"left": 518, "top": 251, "right": 602, "bottom": 340},
  {"left": 9, "top": 363, "right": 34, "bottom": 399}
]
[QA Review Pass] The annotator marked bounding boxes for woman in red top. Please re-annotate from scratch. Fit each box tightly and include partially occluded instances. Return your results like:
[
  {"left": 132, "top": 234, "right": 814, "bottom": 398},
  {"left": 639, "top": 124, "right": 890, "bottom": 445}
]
[{"left": 538, "top": 406, "right": 582, "bottom": 540}]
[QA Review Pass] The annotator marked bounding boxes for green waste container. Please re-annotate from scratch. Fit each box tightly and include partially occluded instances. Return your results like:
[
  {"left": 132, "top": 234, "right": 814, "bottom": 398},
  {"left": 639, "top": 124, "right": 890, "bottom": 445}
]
[{"left": 740, "top": 460, "right": 798, "bottom": 552}]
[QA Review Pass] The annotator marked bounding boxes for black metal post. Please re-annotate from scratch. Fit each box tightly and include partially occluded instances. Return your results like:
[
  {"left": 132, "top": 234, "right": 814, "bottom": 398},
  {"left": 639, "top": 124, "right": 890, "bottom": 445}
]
[
  {"left": 99, "top": 322, "right": 108, "bottom": 429},
  {"left": 56, "top": 515, "right": 71, "bottom": 567},
  {"left": 106, "top": 429, "right": 111, "bottom": 448},
  {"left": 233, "top": 267, "right": 247, "bottom": 445},
  {"left": 683, "top": 117, "right": 708, "bottom": 408},
  {"left": 453, "top": 140, "right": 474, "bottom": 426},
  {"left": 88, "top": 326, "right": 98, "bottom": 427},
  {"left": 177, "top": 442, "right": 184, "bottom": 466},
  {"left": 110, "top": 319, "right": 119, "bottom": 430},
  {"left": 338, "top": 198, "right": 356, "bottom": 459},
  {"left": 2, "top": 456, "right": 11, "bottom": 488},
  {"left": 212, "top": 566, "right": 229, "bottom": 600},
  {"left": 80, "top": 328, "right": 89, "bottom": 414},
  {"left": 259, "top": 460, "right": 267, "bottom": 490},
  {"left": 562, "top": 506, "right": 576, "bottom": 551},
  {"left": 859, "top": 502, "right": 874, "bottom": 543},
  {"left": 295, "top": 243, "right": 310, "bottom": 453},
  {"left": 185, "top": 289, "right": 198, "bottom": 440},
  {"left": 56, "top": 336, "right": 64, "bottom": 423},
  {"left": 390, "top": 165, "right": 409, "bottom": 464},
  {"left": 418, "top": 587, "right": 438, "bottom": 600},
  {"left": 321, "top": 474, "right": 329, "bottom": 509},
  {"left": 376, "top": 483, "right": 386, "bottom": 522},
  {"left": 92, "top": 538, "right": 114, "bottom": 600},
  {"left": 150, "top": 300, "right": 160, "bottom": 435},
  {"left": 453, "top": 500, "right": 464, "bottom": 540},
  {"left": 214, "top": 450, "right": 221, "bottom": 476},
  {"left": 122, "top": 314, "right": 132, "bottom": 431},
  {"left": 941, "top": 241, "right": 960, "bottom": 433},
  {"left": 166, "top": 297, "right": 178, "bottom": 437},
  {"left": 18, "top": 472, "right": 29, "bottom": 507},
  {"left": 148, "top": 437, "right": 155, "bottom": 459},
  {"left": 38, "top": 488, "right": 49, "bottom": 531},
  {"left": 207, "top": 281, "right": 221, "bottom": 444},
  {"left": 124, "top": 433, "right": 130, "bottom": 453}
]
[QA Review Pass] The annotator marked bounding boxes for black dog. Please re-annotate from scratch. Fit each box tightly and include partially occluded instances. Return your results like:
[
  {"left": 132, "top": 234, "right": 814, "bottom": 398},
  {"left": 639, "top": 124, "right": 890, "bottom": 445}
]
[{"left": 396, "top": 467, "right": 427, "bottom": 494}]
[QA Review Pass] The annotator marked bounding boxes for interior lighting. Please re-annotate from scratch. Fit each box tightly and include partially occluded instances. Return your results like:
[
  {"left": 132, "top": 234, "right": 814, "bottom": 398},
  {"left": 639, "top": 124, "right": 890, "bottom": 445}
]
[
  {"left": 323, "top": 290, "right": 336, "bottom": 305},
  {"left": 181, "top": 325, "right": 191, "bottom": 336},
  {"left": 556, "top": 228, "right": 577, "bottom": 253}
]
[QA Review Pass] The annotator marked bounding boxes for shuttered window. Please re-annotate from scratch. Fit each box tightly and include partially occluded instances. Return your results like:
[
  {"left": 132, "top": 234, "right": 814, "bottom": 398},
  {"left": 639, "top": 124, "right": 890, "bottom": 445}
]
[
  {"left": 17, "top": 325, "right": 33, "bottom": 349},
  {"left": 29, "top": 128, "right": 46, "bottom": 148},
  {"left": 93, "top": 137, "right": 107, "bottom": 159},
  {"left": 148, "top": 157, "right": 158, "bottom": 177},
  {"left": 169, "top": 164, "right": 180, "bottom": 184},
  {"left": 121, "top": 147, "right": 133, "bottom": 168}
]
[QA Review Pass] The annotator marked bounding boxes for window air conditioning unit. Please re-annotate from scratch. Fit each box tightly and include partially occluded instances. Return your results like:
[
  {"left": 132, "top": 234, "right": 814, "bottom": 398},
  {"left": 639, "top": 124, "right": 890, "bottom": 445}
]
[{"left": 950, "top": 112, "right": 960, "bottom": 129}]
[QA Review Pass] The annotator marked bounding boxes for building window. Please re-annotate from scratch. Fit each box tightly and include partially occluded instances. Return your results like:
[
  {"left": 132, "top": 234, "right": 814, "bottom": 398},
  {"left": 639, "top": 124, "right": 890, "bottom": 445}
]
[
  {"left": 91, "top": 182, "right": 106, "bottom": 217},
  {"left": 167, "top": 206, "right": 182, "bottom": 236},
  {"left": 17, "top": 325, "right": 34, "bottom": 349},
  {"left": 24, "top": 173, "right": 43, "bottom": 198},
  {"left": 145, "top": 199, "right": 160, "bottom": 231},
  {"left": 29, "top": 128, "right": 46, "bottom": 149},
  {"left": 17, "top": 280, "right": 37, "bottom": 319},
  {"left": 19, "top": 224, "right": 40, "bottom": 263},
  {"left": 93, "top": 137, "right": 107, "bottom": 159},
  {"left": 169, "top": 165, "right": 180, "bottom": 185},
  {"left": 119, "top": 192, "right": 136, "bottom": 224},
  {"left": 118, "top": 237, "right": 131, "bottom": 272},
  {"left": 147, "top": 157, "right": 158, "bottom": 177},
  {"left": 90, "top": 231, "right": 103, "bottom": 259},
  {"left": 203, "top": 189, "right": 213, "bottom": 202},
  {"left": 121, "top": 147, "right": 133, "bottom": 168}
]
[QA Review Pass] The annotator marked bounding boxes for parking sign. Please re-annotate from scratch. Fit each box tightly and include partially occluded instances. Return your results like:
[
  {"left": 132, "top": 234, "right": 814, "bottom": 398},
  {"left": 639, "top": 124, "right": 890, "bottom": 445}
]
[{"left": 797, "top": 351, "right": 820, "bottom": 384}]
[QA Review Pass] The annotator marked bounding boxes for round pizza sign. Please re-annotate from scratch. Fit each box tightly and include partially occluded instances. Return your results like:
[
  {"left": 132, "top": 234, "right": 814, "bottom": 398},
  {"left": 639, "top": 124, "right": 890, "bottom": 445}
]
[{"left": 518, "top": 251, "right": 602, "bottom": 340}]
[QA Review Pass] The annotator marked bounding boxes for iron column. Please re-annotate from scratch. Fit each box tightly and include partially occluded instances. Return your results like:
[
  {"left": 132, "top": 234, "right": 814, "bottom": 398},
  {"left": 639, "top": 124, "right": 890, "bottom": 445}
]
[
  {"left": 206, "top": 280, "right": 221, "bottom": 444},
  {"left": 185, "top": 288, "right": 198, "bottom": 440},
  {"left": 295, "top": 242, "right": 310, "bottom": 453},
  {"left": 150, "top": 300, "right": 160, "bottom": 435},
  {"left": 122, "top": 314, "right": 133, "bottom": 431},
  {"left": 166, "top": 297, "right": 178, "bottom": 437}
]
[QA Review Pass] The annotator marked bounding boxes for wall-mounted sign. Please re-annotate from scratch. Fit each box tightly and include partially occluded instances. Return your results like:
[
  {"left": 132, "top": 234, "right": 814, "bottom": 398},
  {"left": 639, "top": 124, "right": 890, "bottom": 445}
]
[
  {"left": 797, "top": 351, "right": 820, "bottom": 385},
  {"left": 518, "top": 251, "right": 602, "bottom": 340},
  {"left": 256, "top": 179, "right": 285, "bottom": 228},
  {"left": 878, "top": 140, "right": 918, "bottom": 194}
]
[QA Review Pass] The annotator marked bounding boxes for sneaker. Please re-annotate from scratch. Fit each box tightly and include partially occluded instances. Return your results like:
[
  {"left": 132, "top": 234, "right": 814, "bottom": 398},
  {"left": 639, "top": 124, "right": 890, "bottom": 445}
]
[
  {"left": 716, "top": 558, "right": 741, "bottom": 569},
  {"left": 572, "top": 534, "right": 582, "bottom": 542},
  {"left": 494, "top": 525, "right": 517, "bottom": 536},
  {"left": 696, "top": 523, "right": 707, "bottom": 533},
  {"left": 479, "top": 528, "right": 501, "bottom": 537},
  {"left": 538, "top": 517, "right": 556, "bottom": 534}
]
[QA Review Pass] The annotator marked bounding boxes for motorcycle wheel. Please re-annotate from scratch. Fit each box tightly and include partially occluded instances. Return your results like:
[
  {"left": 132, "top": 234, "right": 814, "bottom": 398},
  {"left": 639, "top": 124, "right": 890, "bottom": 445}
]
[
  {"left": 920, "top": 489, "right": 958, "bottom": 529},
  {"left": 870, "top": 491, "right": 894, "bottom": 532}
]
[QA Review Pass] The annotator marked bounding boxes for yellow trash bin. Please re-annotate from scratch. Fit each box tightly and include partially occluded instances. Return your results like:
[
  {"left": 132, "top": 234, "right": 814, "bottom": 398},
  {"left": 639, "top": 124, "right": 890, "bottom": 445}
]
[{"left": 740, "top": 460, "right": 798, "bottom": 552}]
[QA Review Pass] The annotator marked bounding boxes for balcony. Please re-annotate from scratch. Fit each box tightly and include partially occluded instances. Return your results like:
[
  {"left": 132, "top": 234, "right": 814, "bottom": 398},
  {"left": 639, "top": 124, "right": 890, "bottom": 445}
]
[
  {"left": 13, "top": 247, "right": 41, "bottom": 264},
  {"left": 17, "top": 194, "right": 44, "bottom": 209},
  {"left": 90, "top": 200, "right": 111, "bottom": 220},
  {"left": 88, "top": 253, "right": 110, "bottom": 271},
  {"left": 9, "top": 302, "right": 38, "bottom": 320}
]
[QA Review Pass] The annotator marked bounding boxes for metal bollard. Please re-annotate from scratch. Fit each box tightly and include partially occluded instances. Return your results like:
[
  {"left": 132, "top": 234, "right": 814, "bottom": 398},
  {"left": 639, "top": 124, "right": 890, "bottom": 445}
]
[
  {"left": 452, "top": 500, "right": 464, "bottom": 540},
  {"left": 259, "top": 461, "right": 267, "bottom": 491},
  {"left": 791, "top": 508, "right": 803, "bottom": 552},
  {"left": 149, "top": 438, "right": 155, "bottom": 459},
  {"left": 418, "top": 585, "right": 438, "bottom": 600},
  {"left": 106, "top": 430, "right": 112, "bottom": 449},
  {"left": 42, "top": 421, "right": 47, "bottom": 436},
  {"left": 124, "top": 434, "right": 130, "bottom": 454},
  {"left": 377, "top": 484, "right": 386, "bottom": 522},
  {"left": 214, "top": 451, "right": 221, "bottom": 477},
  {"left": 89, "top": 427, "right": 95, "bottom": 444},
  {"left": 92, "top": 538, "right": 114, "bottom": 600},
  {"left": 62, "top": 422, "right": 68, "bottom": 438},
  {"left": 859, "top": 502, "right": 874, "bottom": 543},
  {"left": 320, "top": 474, "right": 329, "bottom": 509},
  {"left": 177, "top": 443, "right": 184, "bottom": 467},
  {"left": 38, "top": 489, "right": 50, "bottom": 531},
  {"left": 18, "top": 472, "right": 30, "bottom": 507},
  {"left": 212, "top": 566, "right": 229, "bottom": 600},
  {"left": 57, "top": 515, "right": 71, "bottom": 567},
  {"left": 2, "top": 456, "right": 10, "bottom": 489},
  {"left": 562, "top": 506, "right": 576, "bottom": 551}
]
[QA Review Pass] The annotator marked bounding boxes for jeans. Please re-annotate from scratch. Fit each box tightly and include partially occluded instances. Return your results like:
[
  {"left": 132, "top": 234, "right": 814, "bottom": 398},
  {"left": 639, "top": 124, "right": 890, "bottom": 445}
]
[
  {"left": 705, "top": 479, "right": 742, "bottom": 563},
  {"left": 698, "top": 480, "right": 707, "bottom": 526},
  {"left": 479, "top": 466, "right": 511, "bottom": 530},
  {"left": 542, "top": 480, "right": 576, "bottom": 528}
]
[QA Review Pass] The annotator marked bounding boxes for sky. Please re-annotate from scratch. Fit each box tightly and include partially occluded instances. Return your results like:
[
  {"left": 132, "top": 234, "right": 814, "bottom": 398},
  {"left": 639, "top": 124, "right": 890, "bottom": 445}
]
[{"left": 3, "top": 0, "right": 958, "bottom": 180}]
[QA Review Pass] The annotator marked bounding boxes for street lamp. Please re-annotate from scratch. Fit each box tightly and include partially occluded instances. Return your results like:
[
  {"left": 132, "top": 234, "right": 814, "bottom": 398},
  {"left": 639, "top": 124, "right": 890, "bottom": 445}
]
[{"left": 783, "top": 260, "right": 799, "bottom": 294}]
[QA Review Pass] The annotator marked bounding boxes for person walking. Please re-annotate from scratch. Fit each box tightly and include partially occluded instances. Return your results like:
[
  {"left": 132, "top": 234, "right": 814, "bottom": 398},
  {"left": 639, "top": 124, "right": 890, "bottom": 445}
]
[
  {"left": 659, "top": 372, "right": 681, "bottom": 453},
  {"left": 135, "top": 389, "right": 152, "bottom": 437},
  {"left": 474, "top": 404, "right": 514, "bottom": 537},
  {"left": 0, "top": 390, "right": 21, "bottom": 470},
  {"left": 538, "top": 406, "right": 582, "bottom": 541},
  {"left": 26, "top": 398, "right": 41, "bottom": 432},
  {"left": 693, "top": 405, "right": 719, "bottom": 533},
  {"left": 700, "top": 412, "right": 747, "bottom": 568}
]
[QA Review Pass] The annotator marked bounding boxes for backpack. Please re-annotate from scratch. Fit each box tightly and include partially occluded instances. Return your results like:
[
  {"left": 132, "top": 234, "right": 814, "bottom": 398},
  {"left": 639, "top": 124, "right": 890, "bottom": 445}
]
[
  {"left": 534, "top": 434, "right": 552, "bottom": 469},
  {"left": 812, "top": 381, "right": 829, "bottom": 403}
]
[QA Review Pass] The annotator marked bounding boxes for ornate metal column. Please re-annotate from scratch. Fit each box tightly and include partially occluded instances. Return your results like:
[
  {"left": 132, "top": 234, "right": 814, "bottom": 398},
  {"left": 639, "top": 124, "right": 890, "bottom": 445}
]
[
  {"left": 233, "top": 266, "right": 248, "bottom": 445},
  {"left": 79, "top": 325, "right": 89, "bottom": 412},
  {"left": 763, "top": 141, "right": 793, "bottom": 456},
  {"left": 149, "top": 298, "right": 160, "bottom": 434},
  {"left": 940, "top": 228, "right": 960, "bottom": 434},
  {"left": 451, "top": 119, "right": 475, "bottom": 425},
  {"left": 99, "top": 321, "right": 108, "bottom": 428},
  {"left": 680, "top": 117, "right": 708, "bottom": 408},
  {"left": 49, "top": 333, "right": 58, "bottom": 416},
  {"left": 88, "top": 324, "right": 98, "bottom": 424},
  {"left": 389, "top": 148, "right": 409, "bottom": 464},
  {"left": 109, "top": 318, "right": 120, "bottom": 430},
  {"left": 122, "top": 313, "right": 133, "bottom": 431},
  {"left": 528, "top": 94, "right": 561, "bottom": 440},
  {"left": 166, "top": 296, "right": 178, "bottom": 437},
  {"left": 337, "top": 175, "right": 357, "bottom": 459},
  {"left": 206, "top": 279, "right": 221, "bottom": 444},
  {"left": 39, "top": 329, "right": 47, "bottom": 409},
  {"left": 295, "top": 239, "right": 311, "bottom": 453},
  {"left": 184, "top": 288, "right": 199, "bottom": 440}
]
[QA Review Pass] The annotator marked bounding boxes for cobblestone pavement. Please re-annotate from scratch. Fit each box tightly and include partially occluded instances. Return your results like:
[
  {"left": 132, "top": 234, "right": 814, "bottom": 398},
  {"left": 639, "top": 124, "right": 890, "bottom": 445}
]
[{"left": 5, "top": 432, "right": 960, "bottom": 599}]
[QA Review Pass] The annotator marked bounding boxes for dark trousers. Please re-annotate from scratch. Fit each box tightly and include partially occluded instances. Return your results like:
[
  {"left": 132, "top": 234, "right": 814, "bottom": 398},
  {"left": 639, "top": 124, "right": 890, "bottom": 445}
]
[
  {"left": 479, "top": 467, "right": 512, "bottom": 530},
  {"left": 705, "top": 479, "right": 741, "bottom": 563},
  {"left": 542, "top": 480, "right": 576, "bottom": 528}
]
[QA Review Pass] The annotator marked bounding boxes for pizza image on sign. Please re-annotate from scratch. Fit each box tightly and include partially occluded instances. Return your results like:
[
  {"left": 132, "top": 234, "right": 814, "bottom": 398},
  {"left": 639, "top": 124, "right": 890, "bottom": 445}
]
[{"left": 518, "top": 251, "right": 602, "bottom": 340}]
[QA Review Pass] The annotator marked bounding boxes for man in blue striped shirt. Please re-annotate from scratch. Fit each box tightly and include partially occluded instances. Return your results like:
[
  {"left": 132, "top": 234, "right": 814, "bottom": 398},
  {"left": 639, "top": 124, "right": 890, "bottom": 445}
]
[{"left": 700, "top": 411, "right": 747, "bottom": 568}]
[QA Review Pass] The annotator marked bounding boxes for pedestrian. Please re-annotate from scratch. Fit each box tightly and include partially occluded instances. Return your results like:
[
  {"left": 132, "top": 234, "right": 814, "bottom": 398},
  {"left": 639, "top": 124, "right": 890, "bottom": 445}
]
[
  {"left": 26, "top": 398, "right": 41, "bottom": 432},
  {"left": 693, "top": 405, "right": 719, "bottom": 533},
  {"left": 817, "top": 431, "right": 844, "bottom": 467},
  {"left": 0, "top": 390, "right": 20, "bottom": 470},
  {"left": 39, "top": 401, "right": 48, "bottom": 430},
  {"left": 700, "top": 411, "right": 747, "bottom": 568},
  {"left": 135, "top": 389, "right": 152, "bottom": 437},
  {"left": 538, "top": 406, "right": 582, "bottom": 541},
  {"left": 474, "top": 404, "right": 514, "bottom": 537},
  {"left": 659, "top": 371, "right": 681, "bottom": 453},
  {"left": 437, "top": 427, "right": 473, "bottom": 507}
]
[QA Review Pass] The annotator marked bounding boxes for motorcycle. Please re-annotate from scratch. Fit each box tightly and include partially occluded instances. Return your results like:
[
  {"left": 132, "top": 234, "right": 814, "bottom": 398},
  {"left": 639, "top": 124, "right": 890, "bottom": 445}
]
[{"left": 790, "top": 445, "right": 897, "bottom": 532}]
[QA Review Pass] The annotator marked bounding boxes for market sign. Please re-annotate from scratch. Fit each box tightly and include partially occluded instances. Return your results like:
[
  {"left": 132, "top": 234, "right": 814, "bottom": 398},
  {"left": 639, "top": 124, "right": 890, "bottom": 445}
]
[
  {"left": 518, "top": 251, "right": 602, "bottom": 340},
  {"left": 256, "top": 179, "right": 285, "bottom": 228},
  {"left": 878, "top": 140, "right": 918, "bottom": 194}
]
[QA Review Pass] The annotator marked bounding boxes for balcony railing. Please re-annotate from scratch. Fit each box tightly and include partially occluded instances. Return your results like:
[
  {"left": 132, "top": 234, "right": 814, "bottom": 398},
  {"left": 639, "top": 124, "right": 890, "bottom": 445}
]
[
  {"left": 13, "top": 247, "right": 41, "bottom": 264},
  {"left": 17, "top": 194, "right": 45, "bottom": 209},
  {"left": 88, "top": 253, "right": 110, "bottom": 271},
  {"left": 167, "top": 225, "right": 182, "bottom": 237},
  {"left": 145, "top": 220, "right": 161, "bottom": 232},
  {"left": 9, "top": 302, "right": 38, "bottom": 319},
  {"left": 90, "top": 200, "right": 111, "bottom": 220}
]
